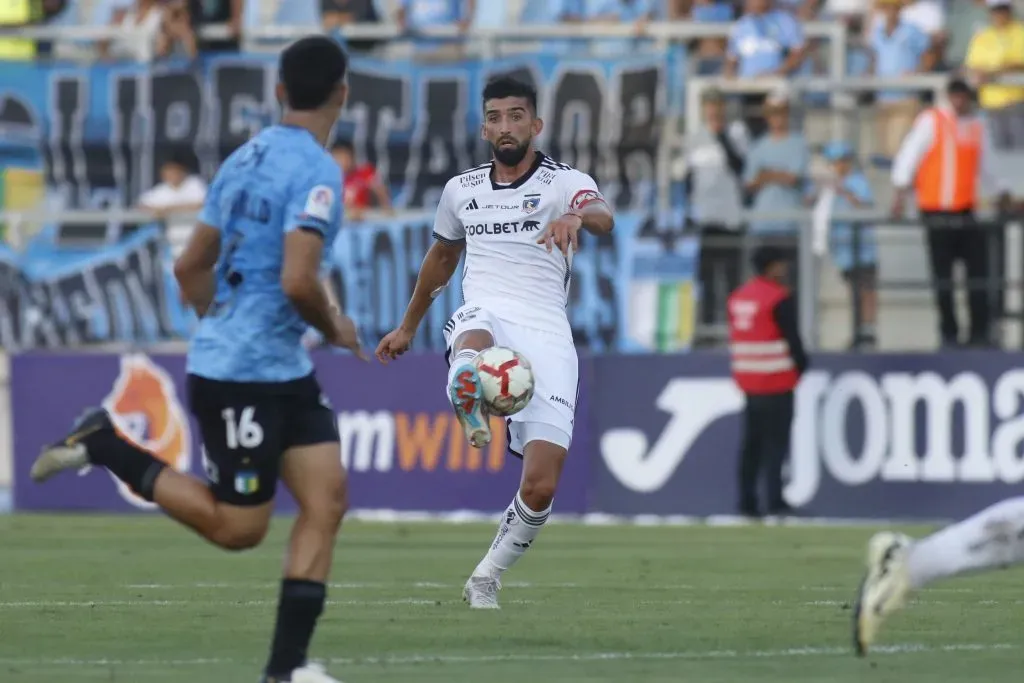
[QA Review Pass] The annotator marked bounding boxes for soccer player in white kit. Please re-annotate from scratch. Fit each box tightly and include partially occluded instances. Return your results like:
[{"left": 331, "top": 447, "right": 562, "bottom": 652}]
[
  {"left": 854, "top": 497, "right": 1024, "bottom": 655},
  {"left": 376, "top": 76, "right": 614, "bottom": 609}
]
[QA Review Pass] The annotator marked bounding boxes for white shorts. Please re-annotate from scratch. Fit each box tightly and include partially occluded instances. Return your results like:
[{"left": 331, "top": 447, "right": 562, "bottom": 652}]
[{"left": 443, "top": 304, "right": 579, "bottom": 456}]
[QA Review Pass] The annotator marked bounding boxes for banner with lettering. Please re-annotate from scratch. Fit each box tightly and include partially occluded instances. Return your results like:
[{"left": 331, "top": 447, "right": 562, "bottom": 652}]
[
  {"left": 10, "top": 351, "right": 591, "bottom": 513},
  {"left": 0, "top": 51, "right": 663, "bottom": 213},
  {"left": 0, "top": 212, "right": 698, "bottom": 352},
  {"left": 591, "top": 352, "right": 1024, "bottom": 520}
]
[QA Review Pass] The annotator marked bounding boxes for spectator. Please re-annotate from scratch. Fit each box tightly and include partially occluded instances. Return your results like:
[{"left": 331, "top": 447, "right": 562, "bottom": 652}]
[
  {"left": 98, "top": 0, "right": 167, "bottom": 62},
  {"left": 331, "top": 142, "right": 393, "bottom": 220},
  {"left": 396, "top": 0, "right": 475, "bottom": 33},
  {"left": 584, "top": 0, "right": 664, "bottom": 56},
  {"left": 726, "top": 0, "right": 807, "bottom": 79},
  {"left": 810, "top": 141, "right": 878, "bottom": 348},
  {"left": 965, "top": 0, "right": 1024, "bottom": 151},
  {"left": 726, "top": 0, "right": 807, "bottom": 137},
  {"left": 682, "top": 88, "right": 751, "bottom": 335},
  {"left": 321, "top": 0, "right": 383, "bottom": 52},
  {"left": 186, "top": 0, "right": 242, "bottom": 52},
  {"left": 519, "top": 0, "right": 583, "bottom": 54},
  {"left": 870, "top": 0, "right": 934, "bottom": 160},
  {"left": 744, "top": 91, "right": 810, "bottom": 248},
  {"left": 0, "top": 0, "right": 40, "bottom": 60},
  {"left": 160, "top": 1, "right": 198, "bottom": 59},
  {"left": 396, "top": 0, "right": 475, "bottom": 58},
  {"left": 683, "top": 0, "right": 737, "bottom": 74},
  {"left": 137, "top": 155, "right": 207, "bottom": 259},
  {"left": 872, "top": 0, "right": 947, "bottom": 64},
  {"left": 947, "top": 0, "right": 992, "bottom": 68},
  {"left": 891, "top": 78, "right": 1011, "bottom": 347}
]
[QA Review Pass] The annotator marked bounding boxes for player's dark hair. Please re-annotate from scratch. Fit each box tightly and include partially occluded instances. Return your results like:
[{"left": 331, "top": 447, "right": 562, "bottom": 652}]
[
  {"left": 279, "top": 36, "right": 348, "bottom": 111},
  {"left": 482, "top": 77, "right": 537, "bottom": 114}
]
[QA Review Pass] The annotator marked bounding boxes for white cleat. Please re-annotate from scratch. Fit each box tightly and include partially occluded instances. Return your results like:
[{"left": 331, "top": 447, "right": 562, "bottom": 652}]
[
  {"left": 265, "top": 662, "right": 343, "bottom": 683},
  {"left": 463, "top": 575, "right": 501, "bottom": 610},
  {"left": 853, "top": 531, "right": 913, "bottom": 656},
  {"left": 30, "top": 443, "right": 89, "bottom": 483},
  {"left": 291, "top": 663, "right": 344, "bottom": 683}
]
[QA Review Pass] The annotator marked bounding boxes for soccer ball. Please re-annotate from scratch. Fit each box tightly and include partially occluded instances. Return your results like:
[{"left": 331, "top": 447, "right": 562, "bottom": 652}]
[{"left": 474, "top": 347, "right": 535, "bottom": 416}]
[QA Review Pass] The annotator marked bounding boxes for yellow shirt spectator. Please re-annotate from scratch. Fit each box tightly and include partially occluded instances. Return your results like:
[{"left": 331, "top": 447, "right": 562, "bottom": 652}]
[
  {"left": 966, "top": 21, "right": 1024, "bottom": 110},
  {"left": 0, "top": 0, "right": 37, "bottom": 60}
]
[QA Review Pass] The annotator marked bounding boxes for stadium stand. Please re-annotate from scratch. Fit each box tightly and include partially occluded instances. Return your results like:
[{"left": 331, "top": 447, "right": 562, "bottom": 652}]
[{"left": 3, "top": 0, "right": 1024, "bottom": 352}]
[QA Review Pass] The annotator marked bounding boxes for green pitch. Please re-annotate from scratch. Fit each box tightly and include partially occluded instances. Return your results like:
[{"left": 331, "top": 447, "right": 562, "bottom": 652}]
[{"left": 0, "top": 515, "right": 1022, "bottom": 682}]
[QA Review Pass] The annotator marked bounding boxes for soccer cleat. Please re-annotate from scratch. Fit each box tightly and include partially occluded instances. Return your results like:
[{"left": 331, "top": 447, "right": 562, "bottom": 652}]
[
  {"left": 261, "top": 663, "right": 343, "bottom": 683},
  {"left": 853, "top": 531, "right": 913, "bottom": 656},
  {"left": 29, "top": 407, "right": 113, "bottom": 483},
  {"left": 463, "top": 575, "right": 501, "bottom": 610},
  {"left": 448, "top": 364, "right": 491, "bottom": 448}
]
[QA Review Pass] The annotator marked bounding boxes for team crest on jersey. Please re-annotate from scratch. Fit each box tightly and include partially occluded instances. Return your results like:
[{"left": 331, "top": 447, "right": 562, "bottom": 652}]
[
  {"left": 522, "top": 194, "right": 541, "bottom": 214},
  {"left": 101, "top": 355, "right": 192, "bottom": 509},
  {"left": 302, "top": 185, "right": 334, "bottom": 222}
]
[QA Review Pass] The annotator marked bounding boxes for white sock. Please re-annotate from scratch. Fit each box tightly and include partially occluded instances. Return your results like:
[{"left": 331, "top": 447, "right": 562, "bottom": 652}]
[
  {"left": 906, "top": 496, "right": 1024, "bottom": 589},
  {"left": 447, "top": 348, "right": 480, "bottom": 395},
  {"left": 473, "top": 491, "right": 551, "bottom": 580}
]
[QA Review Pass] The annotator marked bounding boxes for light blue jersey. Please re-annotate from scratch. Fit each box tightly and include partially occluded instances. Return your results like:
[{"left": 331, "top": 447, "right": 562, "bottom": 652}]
[{"left": 187, "top": 125, "right": 343, "bottom": 383}]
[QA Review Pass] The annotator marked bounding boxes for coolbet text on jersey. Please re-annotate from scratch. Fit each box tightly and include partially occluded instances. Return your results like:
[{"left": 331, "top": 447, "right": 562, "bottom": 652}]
[
  {"left": 187, "top": 125, "right": 343, "bottom": 383},
  {"left": 432, "top": 152, "right": 605, "bottom": 338}
]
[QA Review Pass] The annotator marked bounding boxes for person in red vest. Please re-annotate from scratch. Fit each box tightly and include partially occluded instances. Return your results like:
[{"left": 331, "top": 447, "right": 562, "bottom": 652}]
[
  {"left": 727, "top": 246, "right": 808, "bottom": 518},
  {"left": 330, "top": 140, "right": 393, "bottom": 220}
]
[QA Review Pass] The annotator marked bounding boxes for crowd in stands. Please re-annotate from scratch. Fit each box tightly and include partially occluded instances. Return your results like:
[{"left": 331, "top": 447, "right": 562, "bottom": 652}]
[{"left": 4, "top": 0, "right": 1024, "bottom": 349}]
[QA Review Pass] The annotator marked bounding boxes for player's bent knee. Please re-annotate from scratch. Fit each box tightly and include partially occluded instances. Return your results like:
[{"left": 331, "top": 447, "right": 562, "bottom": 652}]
[
  {"left": 208, "top": 501, "right": 273, "bottom": 551},
  {"left": 212, "top": 522, "right": 269, "bottom": 551},
  {"left": 454, "top": 328, "right": 495, "bottom": 353}
]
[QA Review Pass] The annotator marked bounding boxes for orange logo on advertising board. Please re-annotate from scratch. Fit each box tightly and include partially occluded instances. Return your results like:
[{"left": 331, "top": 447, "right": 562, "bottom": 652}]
[{"left": 101, "top": 355, "right": 191, "bottom": 508}]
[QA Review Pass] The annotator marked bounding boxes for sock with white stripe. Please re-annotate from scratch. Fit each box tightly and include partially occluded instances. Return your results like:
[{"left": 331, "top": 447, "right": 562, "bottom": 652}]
[
  {"left": 447, "top": 348, "right": 481, "bottom": 396},
  {"left": 906, "top": 496, "right": 1024, "bottom": 589},
  {"left": 473, "top": 491, "right": 551, "bottom": 579}
]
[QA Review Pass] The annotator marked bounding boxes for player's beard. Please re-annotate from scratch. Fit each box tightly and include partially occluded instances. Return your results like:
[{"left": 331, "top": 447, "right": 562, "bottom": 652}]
[{"left": 491, "top": 138, "right": 530, "bottom": 167}]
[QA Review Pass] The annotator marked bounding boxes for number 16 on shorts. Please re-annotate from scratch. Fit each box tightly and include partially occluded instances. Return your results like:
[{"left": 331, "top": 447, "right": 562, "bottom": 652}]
[{"left": 222, "top": 406, "right": 265, "bottom": 450}]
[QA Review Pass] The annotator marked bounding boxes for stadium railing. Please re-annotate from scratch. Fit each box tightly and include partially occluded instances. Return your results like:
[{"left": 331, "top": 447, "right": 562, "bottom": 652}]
[{"left": 10, "top": 204, "right": 1022, "bottom": 352}]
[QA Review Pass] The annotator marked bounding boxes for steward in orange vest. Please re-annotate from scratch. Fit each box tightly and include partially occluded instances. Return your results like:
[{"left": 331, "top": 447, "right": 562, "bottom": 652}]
[
  {"left": 727, "top": 246, "right": 808, "bottom": 518},
  {"left": 891, "top": 78, "right": 1012, "bottom": 347}
]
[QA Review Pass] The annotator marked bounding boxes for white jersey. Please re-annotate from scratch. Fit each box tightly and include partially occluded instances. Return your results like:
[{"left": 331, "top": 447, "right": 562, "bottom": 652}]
[{"left": 432, "top": 153, "right": 608, "bottom": 338}]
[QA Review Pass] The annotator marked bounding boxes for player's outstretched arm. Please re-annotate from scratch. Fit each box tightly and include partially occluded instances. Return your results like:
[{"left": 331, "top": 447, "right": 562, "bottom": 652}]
[
  {"left": 174, "top": 223, "right": 221, "bottom": 317},
  {"left": 375, "top": 239, "right": 463, "bottom": 363},
  {"left": 283, "top": 230, "right": 365, "bottom": 358}
]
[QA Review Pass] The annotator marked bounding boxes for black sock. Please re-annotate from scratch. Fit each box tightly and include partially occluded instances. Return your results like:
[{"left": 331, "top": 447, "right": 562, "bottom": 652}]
[
  {"left": 83, "top": 430, "right": 166, "bottom": 502},
  {"left": 265, "top": 579, "right": 326, "bottom": 677}
]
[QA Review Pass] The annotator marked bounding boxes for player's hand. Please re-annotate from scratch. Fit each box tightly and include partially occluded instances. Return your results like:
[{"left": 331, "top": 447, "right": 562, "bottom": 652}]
[
  {"left": 375, "top": 326, "right": 414, "bottom": 364},
  {"left": 537, "top": 213, "right": 583, "bottom": 257},
  {"left": 326, "top": 310, "right": 369, "bottom": 361}
]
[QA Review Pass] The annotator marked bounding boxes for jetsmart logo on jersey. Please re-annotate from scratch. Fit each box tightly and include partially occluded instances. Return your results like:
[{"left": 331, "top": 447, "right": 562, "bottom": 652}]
[
  {"left": 464, "top": 220, "right": 542, "bottom": 236},
  {"left": 337, "top": 410, "right": 509, "bottom": 473},
  {"left": 601, "top": 368, "right": 1024, "bottom": 504}
]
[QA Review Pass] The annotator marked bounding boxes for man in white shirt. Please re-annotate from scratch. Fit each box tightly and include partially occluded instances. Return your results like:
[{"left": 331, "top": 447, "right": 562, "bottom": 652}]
[
  {"left": 137, "top": 155, "right": 207, "bottom": 259},
  {"left": 376, "top": 76, "right": 614, "bottom": 610}
]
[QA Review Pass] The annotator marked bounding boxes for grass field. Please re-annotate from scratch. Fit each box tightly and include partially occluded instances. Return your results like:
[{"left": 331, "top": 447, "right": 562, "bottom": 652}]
[{"left": 1, "top": 516, "right": 1023, "bottom": 682}]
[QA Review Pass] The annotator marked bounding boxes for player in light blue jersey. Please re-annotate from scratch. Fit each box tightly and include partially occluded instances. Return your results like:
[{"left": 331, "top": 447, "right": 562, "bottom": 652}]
[{"left": 30, "top": 36, "right": 362, "bottom": 683}]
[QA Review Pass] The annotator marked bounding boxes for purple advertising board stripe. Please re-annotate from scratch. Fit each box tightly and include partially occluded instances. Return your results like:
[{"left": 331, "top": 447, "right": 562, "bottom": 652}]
[
  {"left": 11, "top": 351, "right": 590, "bottom": 514},
  {"left": 590, "top": 351, "right": 1024, "bottom": 520}
]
